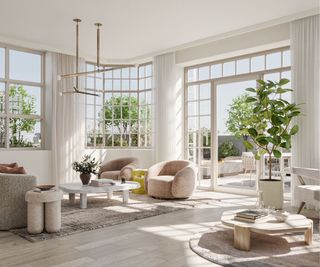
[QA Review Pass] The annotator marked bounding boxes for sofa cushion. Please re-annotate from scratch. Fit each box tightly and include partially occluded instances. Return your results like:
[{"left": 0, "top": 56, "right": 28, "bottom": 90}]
[
  {"left": 148, "top": 175, "right": 175, "bottom": 199},
  {"left": 0, "top": 166, "right": 26, "bottom": 174},
  {"left": 100, "top": 170, "right": 120, "bottom": 180}
]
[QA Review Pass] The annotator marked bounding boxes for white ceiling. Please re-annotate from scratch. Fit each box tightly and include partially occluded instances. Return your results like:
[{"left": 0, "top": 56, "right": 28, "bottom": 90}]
[{"left": 0, "top": 0, "right": 318, "bottom": 63}]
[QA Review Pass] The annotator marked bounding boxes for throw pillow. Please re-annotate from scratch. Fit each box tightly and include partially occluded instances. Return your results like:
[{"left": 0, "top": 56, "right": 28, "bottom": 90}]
[
  {"left": 0, "top": 162, "right": 18, "bottom": 168},
  {"left": 0, "top": 166, "right": 26, "bottom": 174}
]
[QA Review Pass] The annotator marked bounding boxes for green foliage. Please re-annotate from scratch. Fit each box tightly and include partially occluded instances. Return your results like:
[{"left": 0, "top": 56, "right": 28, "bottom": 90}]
[
  {"left": 9, "top": 85, "right": 37, "bottom": 147},
  {"left": 72, "top": 155, "right": 100, "bottom": 174},
  {"left": 218, "top": 141, "right": 239, "bottom": 160},
  {"left": 226, "top": 93, "right": 254, "bottom": 140},
  {"left": 240, "top": 78, "right": 301, "bottom": 179}
]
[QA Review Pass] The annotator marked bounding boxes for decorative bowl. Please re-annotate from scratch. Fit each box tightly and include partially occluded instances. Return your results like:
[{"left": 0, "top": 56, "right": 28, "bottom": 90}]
[
  {"left": 35, "top": 184, "right": 55, "bottom": 191},
  {"left": 272, "top": 210, "right": 289, "bottom": 222}
]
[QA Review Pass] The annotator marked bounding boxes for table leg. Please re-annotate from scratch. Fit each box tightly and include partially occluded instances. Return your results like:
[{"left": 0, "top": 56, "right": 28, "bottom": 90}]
[
  {"left": 234, "top": 225, "right": 250, "bottom": 251},
  {"left": 27, "top": 202, "right": 44, "bottom": 234},
  {"left": 107, "top": 191, "right": 113, "bottom": 200},
  {"left": 305, "top": 220, "right": 313, "bottom": 245},
  {"left": 45, "top": 200, "right": 61, "bottom": 233},
  {"left": 80, "top": 193, "right": 87, "bottom": 209},
  {"left": 69, "top": 193, "right": 75, "bottom": 204},
  {"left": 123, "top": 190, "right": 129, "bottom": 204}
]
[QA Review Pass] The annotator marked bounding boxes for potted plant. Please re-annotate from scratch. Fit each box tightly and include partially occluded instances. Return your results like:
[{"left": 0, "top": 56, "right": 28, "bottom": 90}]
[
  {"left": 72, "top": 155, "right": 100, "bottom": 185},
  {"left": 241, "top": 78, "right": 301, "bottom": 209}
]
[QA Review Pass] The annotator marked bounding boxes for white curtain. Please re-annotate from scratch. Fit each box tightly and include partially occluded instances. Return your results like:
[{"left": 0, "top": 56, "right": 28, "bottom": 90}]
[
  {"left": 291, "top": 15, "right": 320, "bottom": 206},
  {"left": 152, "top": 52, "right": 184, "bottom": 163},
  {"left": 47, "top": 52, "right": 86, "bottom": 185}
]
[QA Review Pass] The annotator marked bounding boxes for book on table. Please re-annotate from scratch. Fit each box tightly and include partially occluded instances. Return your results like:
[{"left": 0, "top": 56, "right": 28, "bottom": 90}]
[
  {"left": 90, "top": 179, "right": 115, "bottom": 187},
  {"left": 234, "top": 210, "right": 268, "bottom": 223}
]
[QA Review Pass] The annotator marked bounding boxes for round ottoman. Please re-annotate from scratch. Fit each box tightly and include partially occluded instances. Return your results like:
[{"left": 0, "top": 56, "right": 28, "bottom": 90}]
[{"left": 25, "top": 190, "right": 63, "bottom": 234}]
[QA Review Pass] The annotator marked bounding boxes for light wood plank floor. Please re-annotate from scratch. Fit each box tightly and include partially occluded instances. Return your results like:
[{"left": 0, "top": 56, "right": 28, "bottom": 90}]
[{"left": 0, "top": 191, "right": 270, "bottom": 267}]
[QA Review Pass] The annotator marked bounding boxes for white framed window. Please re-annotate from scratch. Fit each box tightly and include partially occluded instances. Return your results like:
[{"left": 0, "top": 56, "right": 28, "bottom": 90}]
[
  {"left": 0, "top": 45, "right": 44, "bottom": 149},
  {"left": 184, "top": 47, "right": 291, "bottom": 192},
  {"left": 85, "top": 62, "right": 153, "bottom": 148}
]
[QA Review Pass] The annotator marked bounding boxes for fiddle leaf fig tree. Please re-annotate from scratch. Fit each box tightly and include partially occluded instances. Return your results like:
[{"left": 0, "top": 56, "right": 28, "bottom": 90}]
[{"left": 241, "top": 79, "right": 301, "bottom": 180}]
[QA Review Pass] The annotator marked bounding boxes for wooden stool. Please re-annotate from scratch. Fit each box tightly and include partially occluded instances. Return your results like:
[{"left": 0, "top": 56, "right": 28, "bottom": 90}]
[{"left": 25, "top": 190, "right": 63, "bottom": 234}]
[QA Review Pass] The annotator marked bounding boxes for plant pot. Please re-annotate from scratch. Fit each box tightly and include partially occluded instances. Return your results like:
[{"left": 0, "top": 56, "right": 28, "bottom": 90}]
[
  {"left": 259, "top": 179, "right": 283, "bottom": 210},
  {"left": 80, "top": 173, "right": 91, "bottom": 185}
]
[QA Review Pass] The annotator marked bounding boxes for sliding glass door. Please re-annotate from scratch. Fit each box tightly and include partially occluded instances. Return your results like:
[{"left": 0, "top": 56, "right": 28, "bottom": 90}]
[{"left": 214, "top": 78, "right": 258, "bottom": 192}]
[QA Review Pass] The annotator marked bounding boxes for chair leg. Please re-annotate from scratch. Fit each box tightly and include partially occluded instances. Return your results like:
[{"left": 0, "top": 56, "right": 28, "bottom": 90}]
[{"left": 297, "top": 201, "right": 306, "bottom": 214}]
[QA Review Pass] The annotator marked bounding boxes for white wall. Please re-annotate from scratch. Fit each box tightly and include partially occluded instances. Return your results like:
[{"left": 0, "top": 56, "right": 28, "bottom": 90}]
[
  {"left": 0, "top": 150, "right": 52, "bottom": 184},
  {"left": 175, "top": 23, "right": 290, "bottom": 66}
]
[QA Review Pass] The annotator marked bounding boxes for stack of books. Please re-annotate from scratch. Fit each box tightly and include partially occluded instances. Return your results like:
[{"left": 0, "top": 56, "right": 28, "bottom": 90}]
[
  {"left": 90, "top": 179, "right": 115, "bottom": 187},
  {"left": 234, "top": 210, "right": 268, "bottom": 223}
]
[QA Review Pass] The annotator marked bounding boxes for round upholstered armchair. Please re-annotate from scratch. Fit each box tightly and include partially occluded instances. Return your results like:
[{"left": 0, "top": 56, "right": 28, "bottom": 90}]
[
  {"left": 98, "top": 157, "right": 139, "bottom": 180},
  {"left": 146, "top": 160, "right": 197, "bottom": 199}
]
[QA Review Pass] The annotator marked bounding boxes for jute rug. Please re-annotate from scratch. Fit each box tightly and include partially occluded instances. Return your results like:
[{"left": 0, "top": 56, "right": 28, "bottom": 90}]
[
  {"left": 189, "top": 223, "right": 320, "bottom": 267},
  {"left": 11, "top": 193, "right": 215, "bottom": 242}
]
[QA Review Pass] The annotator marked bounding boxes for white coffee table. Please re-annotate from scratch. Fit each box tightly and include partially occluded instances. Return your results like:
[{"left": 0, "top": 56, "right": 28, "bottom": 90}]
[
  {"left": 221, "top": 209, "right": 313, "bottom": 251},
  {"left": 59, "top": 181, "right": 140, "bottom": 209}
]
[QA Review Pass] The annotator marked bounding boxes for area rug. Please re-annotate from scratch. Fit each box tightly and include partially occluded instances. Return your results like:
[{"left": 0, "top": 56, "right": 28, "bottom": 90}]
[
  {"left": 11, "top": 193, "right": 215, "bottom": 242},
  {"left": 189, "top": 223, "right": 320, "bottom": 267}
]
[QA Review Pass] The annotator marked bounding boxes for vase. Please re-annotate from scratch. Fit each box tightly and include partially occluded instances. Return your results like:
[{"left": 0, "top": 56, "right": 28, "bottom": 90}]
[
  {"left": 258, "top": 179, "right": 283, "bottom": 210},
  {"left": 80, "top": 173, "right": 91, "bottom": 185}
]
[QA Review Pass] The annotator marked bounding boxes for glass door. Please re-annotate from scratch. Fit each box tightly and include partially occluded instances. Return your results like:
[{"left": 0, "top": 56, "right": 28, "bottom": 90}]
[
  {"left": 214, "top": 78, "right": 258, "bottom": 192},
  {"left": 186, "top": 82, "right": 212, "bottom": 188}
]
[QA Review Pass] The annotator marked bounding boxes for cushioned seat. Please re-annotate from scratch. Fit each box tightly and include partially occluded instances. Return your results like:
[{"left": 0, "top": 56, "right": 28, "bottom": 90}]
[
  {"left": 98, "top": 157, "right": 139, "bottom": 181},
  {"left": 146, "top": 160, "right": 197, "bottom": 199}
]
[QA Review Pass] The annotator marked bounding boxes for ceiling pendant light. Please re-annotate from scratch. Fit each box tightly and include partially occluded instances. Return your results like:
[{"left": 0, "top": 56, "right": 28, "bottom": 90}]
[{"left": 60, "top": 18, "right": 135, "bottom": 96}]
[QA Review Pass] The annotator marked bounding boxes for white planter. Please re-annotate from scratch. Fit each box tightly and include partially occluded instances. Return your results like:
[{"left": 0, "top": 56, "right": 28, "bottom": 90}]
[{"left": 258, "top": 179, "right": 283, "bottom": 210}]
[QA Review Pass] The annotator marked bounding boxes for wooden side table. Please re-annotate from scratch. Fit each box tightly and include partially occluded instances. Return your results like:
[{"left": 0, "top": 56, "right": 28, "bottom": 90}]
[
  {"left": 132, "top": 169, "right": 147, "bottom": 194},
  {"left": 25, "top": 190, "right": 63, "bottom": 234}
]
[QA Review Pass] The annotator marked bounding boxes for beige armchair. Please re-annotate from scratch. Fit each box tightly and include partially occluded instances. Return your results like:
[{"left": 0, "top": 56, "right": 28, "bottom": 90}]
[
  {"left": 98, "top": 157, "right": 139, "bottom": 180},
  {"left": 146, "top": 160, "right": 197, "bottom": 199}
]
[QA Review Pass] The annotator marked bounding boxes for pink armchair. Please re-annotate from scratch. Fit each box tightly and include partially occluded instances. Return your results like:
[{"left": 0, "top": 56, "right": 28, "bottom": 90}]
[
  {"left": 146, "top": 160, "right": 197, "bottom": 199},
  {"left": 98, "top": 157, "right": 139, "bottom": 180}
]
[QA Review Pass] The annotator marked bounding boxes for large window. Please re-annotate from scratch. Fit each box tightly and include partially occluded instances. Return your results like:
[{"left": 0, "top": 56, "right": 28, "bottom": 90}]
[
  {"left": 185, "top": 47, "right": 291, "bottom": 193},
  {"left": 85, "top": 63, "right": 152, "bottom": 148},
  {"left": 0, "top": 46, "right": 43, "bottom": 149}
]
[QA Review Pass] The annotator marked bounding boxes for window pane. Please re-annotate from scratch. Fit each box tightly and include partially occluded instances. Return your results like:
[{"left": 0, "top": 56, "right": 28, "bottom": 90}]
[
  {"left": 236, "top": 58, "right": 250, "bottom": 74},
  {"left": 122, "top": 68, "right": 129, "bottom": 79},
  {"left": 9, "top": 119, "right": 41, "bottom": 148},
  {"left": 0, "top": 83, "right": 5, "bottom": 113},
  {"left": 200, "top": 116, "right": 210, "bottom": 130},
  {"left": 0, "top": 48, "right": 4, "bottom": 78},
  {"left": 199, "top": 66, "right": 209, "bottom": 81},
  {"left": 188, "top": 102, "right": 198, "bottom": 116},
  {"left": 145, "top": 77, "right": 152, "bottom": 89},
  {"left": 188, "top": 85, "right": 198, "bottom": 101},
  {"left": 139, "top": 79, "right": 145, "bottom": 90},
  {"left": 264, "top": 72, "right": 280, "bottom": 82},
  {"left": 139, "top": 66, "right": 145, "bottom": 78},
  {"left": 251, "top": 55, "right": 265, "bottom": 72},
  {"left": 188, "top": 68, "right": 198, "bottom": 82},
  {"left": 9, "top": 85, "right": 41, "bottom": 115},
  {"left": 146, "top": 91, "right": 152, "bottom": 105},
  {"left": 130, "top": 80, "right": 138, "bottom": 90},
  {"left": 199, "top": 100, "right": 210, "bottom": 115},
  {"left": 0, "top": 117, "right": 5, "bottom": 147},
  {"left": 223, "top": 61, "right": 235, "bottom": 76},
  {"left": 105, "top": 70, "right": 112, "bottom": 79},
  {"left": 113, "top": 69, "right": 121, "bottom": 79},
  {"left": 86, "top": 105, "right": 94, "bottom": 119},
  {"left": 188, "top": 117, "right": 198, "bottom": 131},
  {"left": 122, "top": 79, "right": 129, "bottom": 90},
  {"left": 199, "top": 83, "right": 210, "bottom": 100},
  {"left": 211, "top": 64, "right": 222, "bottom": 78},
  {"left": 282, "top": 50, "right": 291, "bottom": 67},
  {"left": 266, "top": 52, "right": 281, "bottom": 69},
  {"left": 86, "top": 77, "right": 95, "bottom": 89},
  {"left": 130, "top": 67, "right": 137, "bottom": 78},
  {"left": 114, "top": 79, "right": 121, "bottom": 90},
  {"left": 105, "top": 79, "right": 112, "bottom": 90},
  {"left": 9, "top": 50, "right": 41, "bottom": 82},
  {"left": 145, "top": 64, "right": 152, "bottom": 77}
]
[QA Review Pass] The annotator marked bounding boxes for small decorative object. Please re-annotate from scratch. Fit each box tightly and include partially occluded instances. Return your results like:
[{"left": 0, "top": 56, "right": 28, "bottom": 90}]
[
  {"left": 271, "top": 210, "right": 289, "bottom": 222},
  {"left": 121, "top": 177, "right": 126, "bottom": 184},
  {"left": 35, "top": 184, "right": 55, "bottom": 191},
  {"left": 72, "top": 155, "right": 100, "bottom": 185}
]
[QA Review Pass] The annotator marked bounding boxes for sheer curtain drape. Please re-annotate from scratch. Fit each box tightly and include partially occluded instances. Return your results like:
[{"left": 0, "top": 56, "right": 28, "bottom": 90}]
[
  {"left": 47, "top": 52, "right": 86, "bottom": 185},
  {"left": 152, "top": 52, "right": 184, "bottom": 163},
  {"left": 290, "top": 15, "right": 320, "bottom": 206}
]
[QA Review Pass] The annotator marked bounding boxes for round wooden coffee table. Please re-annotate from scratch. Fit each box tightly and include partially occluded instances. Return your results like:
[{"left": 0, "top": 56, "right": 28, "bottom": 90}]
[
  {"left": 59, "top": 181, "right": 140, "bottom": 209},
  {"left": 221, "top": 209, "right": 313, "bottom": 251}
]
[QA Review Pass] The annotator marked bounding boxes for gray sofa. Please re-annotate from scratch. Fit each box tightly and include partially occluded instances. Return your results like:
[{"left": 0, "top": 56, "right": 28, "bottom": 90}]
[{"left": 0, "top": 173, "right": 37, "bottom": 230}]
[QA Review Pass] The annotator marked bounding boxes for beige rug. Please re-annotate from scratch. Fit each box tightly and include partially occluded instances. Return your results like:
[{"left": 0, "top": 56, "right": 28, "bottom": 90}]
[
  {"left": 189, "top": 223, "right": 320, "bottom": 267},
  {"left": 11, "top": 193, "right": 216, "bottom": 242}
]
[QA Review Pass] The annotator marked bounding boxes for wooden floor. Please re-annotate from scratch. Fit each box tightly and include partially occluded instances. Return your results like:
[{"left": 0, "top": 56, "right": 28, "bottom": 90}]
[{"left": 0, "top": 191, "right": 279, "bottom": 267}]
